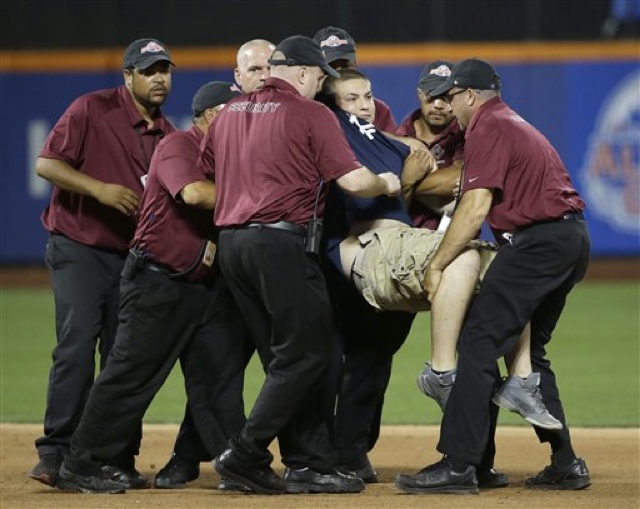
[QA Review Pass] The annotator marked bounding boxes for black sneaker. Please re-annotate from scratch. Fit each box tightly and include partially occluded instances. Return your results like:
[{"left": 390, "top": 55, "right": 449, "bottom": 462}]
[
  {"left": 337, "top": 456, "right": 378, "bottom": 484},
  {"left": 27, "top": 455, "right": 62, "bottom": 487},
  {"left": 154, "top": 455, "right": 200, "bottom": 489},
  {"left": 102, "top": 464, "right": 150, "bottom": 489},
  {"left": 284, "top": 467, "right": 365, "bottom": 494},
  {"left": 525, "top": 457, "right": 591, "bottom": 490},
  {"left": 214, "top": 448, "right": 285, "bottom": 495},
  {"left": 394, "top": 457, "right": 479, "bottom": 495},
  {"left": 477, "top": 468, "right": 509, "bottom": 488},
  {"left": 55, "top": 463, "right": 127, "bottom": 494}
]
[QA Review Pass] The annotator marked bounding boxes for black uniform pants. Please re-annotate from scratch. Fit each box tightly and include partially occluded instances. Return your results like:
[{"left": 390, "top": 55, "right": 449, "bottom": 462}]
[
  {"left": 172, "top": 327, "right": 253, "bottom": 463},
  {"left": 438, "top": 220, "right": 590, "bottom": 464},
  {"left": 36, "top": 234, "right": 124, "bottom": 458},
  {"left": 65, "top": 268, "right": 245, "bottom": 471},
  {"left": 324, "top": 263, "right": 415, "bottom": 469},
  {"left": 218, "top": 228, "right": 338, "bottom": 472}
]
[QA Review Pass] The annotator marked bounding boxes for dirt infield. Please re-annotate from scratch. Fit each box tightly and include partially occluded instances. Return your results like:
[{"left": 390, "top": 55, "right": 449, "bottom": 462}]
[{"left": 1, "top": 424, "right": 638, "bottom": 509}]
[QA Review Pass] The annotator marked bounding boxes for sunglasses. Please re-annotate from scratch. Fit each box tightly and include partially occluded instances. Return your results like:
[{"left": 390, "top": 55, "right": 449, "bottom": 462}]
[{"left": 445, "top": 88, "right": 467, "bottom": 102}]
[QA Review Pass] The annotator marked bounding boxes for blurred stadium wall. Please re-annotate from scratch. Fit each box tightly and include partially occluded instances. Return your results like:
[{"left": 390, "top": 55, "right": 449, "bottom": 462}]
[{"left": 1, "top": 0, "right": 638, "bottom": 263}]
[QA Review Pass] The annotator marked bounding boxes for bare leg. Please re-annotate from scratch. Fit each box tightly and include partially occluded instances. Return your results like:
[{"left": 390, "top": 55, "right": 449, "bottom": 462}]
[
  {"left": 417, "top": 249, "right": 480, "bottom": 411},
  {"left": 494, "top": 322, "right": 562, "bottom": 430},
  {"left": 429, "top": 248, "right": 480, "bottom": 371},
  {"left": 503, "top": 323, "right": 532, "bottom": 377}
]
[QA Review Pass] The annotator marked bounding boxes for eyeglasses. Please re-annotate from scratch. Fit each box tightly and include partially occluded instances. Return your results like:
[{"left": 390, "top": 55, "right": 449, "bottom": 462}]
[{"left": 445, "top": 88, "right": 467, "bottom": 102}]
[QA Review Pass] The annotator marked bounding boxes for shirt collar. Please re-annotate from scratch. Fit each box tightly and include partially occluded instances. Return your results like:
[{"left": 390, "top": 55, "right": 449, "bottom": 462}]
[
  {"left": 466, "top": 96, "right": 503, "bottom": 134},
  {"left": 118, "top": 85, "right": 169, "bottom": 131},
  {"left": 188, "top": 124, "right": 205, "bottom": 142},
  {"left": 263, "top": 77, "right": 300, "bottom": 96}
]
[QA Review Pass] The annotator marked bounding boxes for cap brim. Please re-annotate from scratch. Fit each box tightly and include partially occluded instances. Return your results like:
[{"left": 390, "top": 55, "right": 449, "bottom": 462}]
[
  {"left": 136, "top": 55, "right": 175, "bottom": 70},
  {"left": 429, "top": 79, "right": 454, "bottom": 97},
  {"left": 419, "top": 78, "right": 446, "bottom": 95},
  {"left": 324, "top": 50, "right": 356, "bottom": 65},
  {"left": 322, "top": 64, "right": 340, "bottom": 78}
]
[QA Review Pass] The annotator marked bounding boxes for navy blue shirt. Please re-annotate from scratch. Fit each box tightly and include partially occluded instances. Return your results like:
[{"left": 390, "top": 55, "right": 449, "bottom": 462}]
[{"left": 324, "top": 109, "right": 411, "bottom": 272}]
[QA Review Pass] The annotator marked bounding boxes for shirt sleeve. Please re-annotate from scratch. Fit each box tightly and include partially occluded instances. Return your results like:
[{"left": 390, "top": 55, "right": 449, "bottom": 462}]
[
  {"left": 39, "top": 97, "right": 89, "bottom": 168},
  {"left": 463, "top": 121, "right": 510, "bottom": 193},
  {"left": 155, "top": 134, "right": 204, "bottom": 200}
]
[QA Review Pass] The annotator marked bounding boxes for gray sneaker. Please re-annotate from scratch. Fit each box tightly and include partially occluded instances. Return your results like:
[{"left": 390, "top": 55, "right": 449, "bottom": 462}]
[
  {"left": 492, "top": 373, "right": 563, "bottom": 430},
  {"left": 416, "top": 363, "right": 456, "bottom": 412}
]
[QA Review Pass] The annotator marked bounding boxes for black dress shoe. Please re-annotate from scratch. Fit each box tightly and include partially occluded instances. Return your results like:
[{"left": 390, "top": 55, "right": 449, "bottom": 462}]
[
  {"left": 525, "top": 457, "right": 591, "bottom": 490},
  {"left": 154, "top": 455, "right": 200, "bottom": 489},
  {"left": 337, "top": 456, "right": 378, "bottom": 484},
  {"left": 477, "top": 468, "right": 509, "bottom": 488},
  {"left": 218, "top": 476, "right": 253, "bottom": 492},
  {"left": 102, "top": 465, "right": 151, "bottom": 490},
  {"left": 394, "top": 457, "right": 479, "bottom": 495},
  {"left": 214, "top": 448, "right": 285, "bottom": 495},
  {"left": 102, "top": 464, "right": 150, "bottom": 489},
  {"left": 284, "top": 467, "right": 365, "bottom": 494}
]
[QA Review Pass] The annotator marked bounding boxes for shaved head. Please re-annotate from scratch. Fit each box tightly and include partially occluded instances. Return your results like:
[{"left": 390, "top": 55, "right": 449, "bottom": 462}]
[{"left": 235, "top": 39, "right": 275, "bottom": 93}]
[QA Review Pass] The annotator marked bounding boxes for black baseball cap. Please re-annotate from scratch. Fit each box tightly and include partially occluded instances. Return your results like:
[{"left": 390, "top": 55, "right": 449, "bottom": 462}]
[
  {"left": 269, "top": 35, "right": 339, "bottom": 78},
  {"left": 313, "top": 26, "right": 356, "bottom": 65},
  {"left": 430, "top": 58, "right": 500, "bottom": 97},
  {"left": 192, "top": 81, "right": 242, "bottom": 116},
  {"left": 418, "top": 60, "right": 454, "bottom": 94},
  {"left": 123, "top": 38, "right": 174, "bottom": 70}
]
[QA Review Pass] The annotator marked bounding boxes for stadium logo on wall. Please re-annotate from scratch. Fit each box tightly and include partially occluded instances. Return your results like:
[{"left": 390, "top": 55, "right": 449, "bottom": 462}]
[{"left": 581, "top": 69, "right": 639, "bottom": 234}]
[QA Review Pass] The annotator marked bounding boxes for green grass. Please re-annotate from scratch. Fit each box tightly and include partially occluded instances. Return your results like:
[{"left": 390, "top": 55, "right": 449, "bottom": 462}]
[{"left": 1, "top": 282, "right": 638, "bottom": 426}]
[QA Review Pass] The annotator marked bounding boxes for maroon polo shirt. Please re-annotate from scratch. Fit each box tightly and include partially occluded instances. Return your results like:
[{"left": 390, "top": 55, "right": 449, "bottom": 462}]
[
  {"left": 201, "top": 77, "right": 361, "bottom": 227},
  {"left": 40, "top": 86, "right": 175, "bottom": 252},
  {"left": 374, "top": 98, "right": 396, "bottom": 132},
  {"left": 134, "top": 126, "right": 215, "bottom": 282},
  {"left": 395, "top": 109, "right": 465, "bottom": 229},
  {"left": 463, "top": 97, "right": 585, "bottom": 235}
]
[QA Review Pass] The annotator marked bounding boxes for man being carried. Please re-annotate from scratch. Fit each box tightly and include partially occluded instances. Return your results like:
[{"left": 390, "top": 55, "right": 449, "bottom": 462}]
[{"left": 320, "top": 69, "right": 509, "bottom": 488}]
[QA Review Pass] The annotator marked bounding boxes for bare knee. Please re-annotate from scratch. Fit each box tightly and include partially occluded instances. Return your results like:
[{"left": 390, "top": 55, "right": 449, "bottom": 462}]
[{"left": 445, "top": 248, "right": 481, "bottom": 280}]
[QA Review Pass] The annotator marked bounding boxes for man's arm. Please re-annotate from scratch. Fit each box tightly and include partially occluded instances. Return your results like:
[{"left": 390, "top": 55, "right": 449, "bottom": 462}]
[
  {"left": 336, "top": 166, "right": 401, "bottom": 198},
  {"left": 35, "top": 157, "right": 140, "bottom": 216},
  {"left": 424, "top": 187, "right": 493, "bottom": 299},
  {"left": 385, "top": 133, "right": 437, "bottom": 169},
  {"left": 414, "top": 161, "right": 463, "bottom": 198},
  {"left": 401, "top": 150, "right": 432, "bottom": 203},
  {"left": 180, "top": 180, "right": 216, "bottom": 209}
]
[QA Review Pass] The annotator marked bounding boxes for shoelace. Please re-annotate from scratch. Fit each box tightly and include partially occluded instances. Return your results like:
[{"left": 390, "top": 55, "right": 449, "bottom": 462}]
[{"left": 527, "top": 385, "right": 548, "bottom": 412}]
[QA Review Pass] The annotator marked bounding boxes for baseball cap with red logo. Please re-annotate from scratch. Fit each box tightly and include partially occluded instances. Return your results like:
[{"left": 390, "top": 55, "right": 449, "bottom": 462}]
[
  {"left": 123, "top": 38, "right": 175, "bottom": 70},
  {"left": 418, "top": 60, "right": 454, "bottom": 94},
  {"left": 313, "top": 26, "right": 356, "bottom": 65},
  {"left": 191, "top": 81, "right": 242, "bottom": 117},
  {"left": 269, "top": 35, "right": 339, "bottom": 78},
  {"left": 430, "top": 58, "right": 501, "bottom": 97}
]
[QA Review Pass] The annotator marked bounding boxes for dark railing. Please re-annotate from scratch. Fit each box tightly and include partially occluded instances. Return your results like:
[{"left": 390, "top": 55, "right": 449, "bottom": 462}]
[{"left": 1, "top": 0, "right": 635, "bottom": 49}]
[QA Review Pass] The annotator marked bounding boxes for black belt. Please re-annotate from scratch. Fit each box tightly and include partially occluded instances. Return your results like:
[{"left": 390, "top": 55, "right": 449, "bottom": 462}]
[
  {"left": 144, "top": 260, "right": 185, "bottom": 279},
  {"left": 560, "top": 212, "right": 584, "bottom": 221},
  {"left": 514, "top": 211, "right": 585, "bottom": 234},
  {"left": 522, "top": 211, "right": 585, "bottom": 229},
  {"left": 244, "top": 221, "right": 307, "bottom": 237},
  {"left": 501, "top": 211, "right": 585, "bottom": 242}
]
